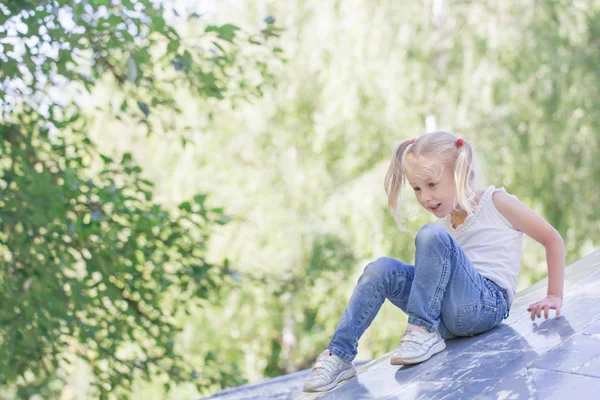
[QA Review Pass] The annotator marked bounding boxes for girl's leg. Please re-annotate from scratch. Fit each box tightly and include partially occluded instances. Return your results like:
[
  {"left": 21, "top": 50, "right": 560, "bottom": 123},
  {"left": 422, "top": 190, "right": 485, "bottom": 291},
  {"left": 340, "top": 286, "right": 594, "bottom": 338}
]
[
  {"left": 328, "top": 253, "right": 459, "bottom": 363},
  {"left": 328, "top": 257, "right": 413, "bottom": 362},
  {"left": 381, "top": 264, "right": 457, "bottom": 340},
  {"left": 406, "top": 224, "right": 508, "bottom": 336}
]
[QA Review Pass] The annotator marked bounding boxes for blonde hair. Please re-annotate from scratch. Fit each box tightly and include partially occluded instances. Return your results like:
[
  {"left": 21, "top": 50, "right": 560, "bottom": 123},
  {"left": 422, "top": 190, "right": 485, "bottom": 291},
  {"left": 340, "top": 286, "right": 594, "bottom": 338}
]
[{"left": 384, "top": 131, "right": 478, "bottom": 228}]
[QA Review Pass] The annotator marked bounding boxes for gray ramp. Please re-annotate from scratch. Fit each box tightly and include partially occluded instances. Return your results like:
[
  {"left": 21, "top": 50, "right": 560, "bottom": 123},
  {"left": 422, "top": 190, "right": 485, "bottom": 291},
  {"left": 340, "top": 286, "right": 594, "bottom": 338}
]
[
  {"left": 298, "top": 249, "right": 600, "bottom": 400},
  {"left": 206, "top": 249, "right": 600, "bottom": 399}
]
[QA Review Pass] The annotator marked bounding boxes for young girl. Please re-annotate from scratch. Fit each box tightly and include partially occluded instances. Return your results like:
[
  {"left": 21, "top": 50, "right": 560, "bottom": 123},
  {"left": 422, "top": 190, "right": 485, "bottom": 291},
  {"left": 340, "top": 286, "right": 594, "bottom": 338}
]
[{"left": 303, "top": 131, "right": 565, "bottom": 393}]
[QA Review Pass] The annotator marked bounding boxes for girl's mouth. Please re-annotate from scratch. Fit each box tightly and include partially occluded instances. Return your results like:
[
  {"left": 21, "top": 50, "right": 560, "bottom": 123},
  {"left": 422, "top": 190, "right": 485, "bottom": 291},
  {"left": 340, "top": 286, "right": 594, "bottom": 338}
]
[{"left": 430, "top": 204, "right": 441, "bottom": 212}]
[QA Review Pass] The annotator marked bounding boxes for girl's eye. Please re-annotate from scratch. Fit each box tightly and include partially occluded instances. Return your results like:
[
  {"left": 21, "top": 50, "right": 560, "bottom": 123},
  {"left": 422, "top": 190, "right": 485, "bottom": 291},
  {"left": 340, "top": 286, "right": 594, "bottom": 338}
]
[
  {"left": 413, "top": 187, "right": 421, "bottom": 192},
  {"left": 428, "top": 183, "right": 437, "bottom": 188}
]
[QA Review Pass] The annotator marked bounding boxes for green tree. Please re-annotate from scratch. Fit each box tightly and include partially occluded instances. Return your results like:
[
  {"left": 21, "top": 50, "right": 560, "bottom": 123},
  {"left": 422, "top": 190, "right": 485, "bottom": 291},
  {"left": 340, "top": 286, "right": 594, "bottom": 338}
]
[
  {"left": 0, "top": 0, "right": 281, "bottom": 398},
  {"left": 164, "top": 1, "right": 600, "bottom": 396},
  {"left": 68, "top": 1, "right": 599, "bottom": 397}
]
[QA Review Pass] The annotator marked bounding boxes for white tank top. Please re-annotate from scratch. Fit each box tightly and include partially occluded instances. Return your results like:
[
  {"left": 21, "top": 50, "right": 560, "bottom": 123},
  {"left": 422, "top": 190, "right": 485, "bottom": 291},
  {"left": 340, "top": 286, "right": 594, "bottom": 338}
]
[{"left": 437, "top": 186, "right": 523, "bottom": 305}]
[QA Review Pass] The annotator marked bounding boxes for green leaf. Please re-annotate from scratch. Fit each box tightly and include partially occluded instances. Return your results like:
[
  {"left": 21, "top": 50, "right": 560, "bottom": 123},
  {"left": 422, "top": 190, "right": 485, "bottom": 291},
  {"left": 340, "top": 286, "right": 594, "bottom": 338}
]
[
  {"left": 216, "top": 24, "right": 240, "bottom": 43},
  {"left": 167, "top": 40, "right": 179, "bottom": 54},
  {"left": 151, "top": 15, "right": 166, "bottom": 31},
  {"left": 2, "top": 59, "right": 19, "bottom": 78},
  {"left": 193, "top": 194, "right": 207, "bottom": 205},
  {"left": 2, "top": 43, "right": 14, "bottom": 54}
]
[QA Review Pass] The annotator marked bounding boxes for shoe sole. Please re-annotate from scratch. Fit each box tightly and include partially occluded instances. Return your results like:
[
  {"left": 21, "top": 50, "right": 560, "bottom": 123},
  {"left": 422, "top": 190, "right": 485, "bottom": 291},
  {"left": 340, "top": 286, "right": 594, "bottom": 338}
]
[
  {"left": 390, "top": 340, "right": 446, "bottom": 365},
  {"left": 303, "top": 368, "right": 357, "bottom": 392}
]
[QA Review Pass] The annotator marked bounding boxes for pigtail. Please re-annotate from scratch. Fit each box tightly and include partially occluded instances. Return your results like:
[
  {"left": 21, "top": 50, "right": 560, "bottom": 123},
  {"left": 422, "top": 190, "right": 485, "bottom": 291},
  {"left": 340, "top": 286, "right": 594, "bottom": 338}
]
[
  {"left": 453, "top": 139, "right": 477, "bottom": 215},
  {"left": 385, "top": 139, "right": 413, "bottom": 230}
]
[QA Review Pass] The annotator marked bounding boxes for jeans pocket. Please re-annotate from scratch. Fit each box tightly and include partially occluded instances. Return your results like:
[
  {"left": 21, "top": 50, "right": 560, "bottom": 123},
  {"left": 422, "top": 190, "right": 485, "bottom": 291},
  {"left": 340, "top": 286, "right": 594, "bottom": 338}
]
[{"left": 456, "top": 304, "right": 499, "bottom": 337}]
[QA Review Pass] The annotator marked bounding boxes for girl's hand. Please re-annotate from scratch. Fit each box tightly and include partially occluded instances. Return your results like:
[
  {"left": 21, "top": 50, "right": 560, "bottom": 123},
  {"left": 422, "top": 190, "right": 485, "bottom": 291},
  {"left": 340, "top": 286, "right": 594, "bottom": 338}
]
[{"left": 527, "top": 295, "right": 562, "bottom": 320}]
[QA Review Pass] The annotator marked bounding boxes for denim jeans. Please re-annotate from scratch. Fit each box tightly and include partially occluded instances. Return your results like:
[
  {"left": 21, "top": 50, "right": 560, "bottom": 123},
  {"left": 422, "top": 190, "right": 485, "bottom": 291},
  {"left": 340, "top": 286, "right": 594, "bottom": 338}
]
[{"left": 328, "top": 224, "right": 510, "bottom": 362}]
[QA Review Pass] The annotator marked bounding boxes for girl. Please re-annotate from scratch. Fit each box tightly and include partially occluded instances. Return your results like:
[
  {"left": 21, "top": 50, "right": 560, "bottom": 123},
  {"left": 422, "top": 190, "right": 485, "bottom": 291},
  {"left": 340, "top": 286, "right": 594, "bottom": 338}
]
[{"left": 303, "top": 131, "right": 565, "bottom": 393}]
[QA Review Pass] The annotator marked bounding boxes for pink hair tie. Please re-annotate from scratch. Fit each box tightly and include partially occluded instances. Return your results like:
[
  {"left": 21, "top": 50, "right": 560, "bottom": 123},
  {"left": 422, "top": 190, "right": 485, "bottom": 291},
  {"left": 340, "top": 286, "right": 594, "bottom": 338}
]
[
  {"left": 411, "top": 138, "right": 416, "bottom": 144},
  {"left": 456, "top": 138, "right": 464, "bottom": 147}
]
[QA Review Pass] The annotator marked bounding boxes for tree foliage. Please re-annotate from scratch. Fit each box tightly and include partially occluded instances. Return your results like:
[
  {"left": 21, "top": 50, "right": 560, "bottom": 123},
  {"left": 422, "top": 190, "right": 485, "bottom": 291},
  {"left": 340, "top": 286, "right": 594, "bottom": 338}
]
[
  {"left": 2, "top": 0, "right": 600, "bottom": 399},
  {"left": 0, "top": 0, "right": 280, "bottom": 398},
  {"left": 157, "top": 1, "right": 598, "bottom": 397}
]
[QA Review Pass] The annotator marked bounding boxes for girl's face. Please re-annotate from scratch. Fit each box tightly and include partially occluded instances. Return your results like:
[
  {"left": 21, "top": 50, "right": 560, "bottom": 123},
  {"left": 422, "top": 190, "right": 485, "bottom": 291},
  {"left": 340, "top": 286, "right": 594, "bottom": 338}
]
[{"left": 405, "top": 159, "right": 458, "bottom": 218}]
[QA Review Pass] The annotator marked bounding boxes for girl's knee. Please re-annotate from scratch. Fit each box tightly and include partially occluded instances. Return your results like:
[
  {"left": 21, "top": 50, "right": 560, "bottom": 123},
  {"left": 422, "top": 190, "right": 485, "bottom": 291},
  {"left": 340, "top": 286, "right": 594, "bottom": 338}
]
[
  {"left": 415, "top": 224, "right": 449, "bottom": 249},
  {"left": 362, "top": 257, "right": 407, "bottom": 281}
]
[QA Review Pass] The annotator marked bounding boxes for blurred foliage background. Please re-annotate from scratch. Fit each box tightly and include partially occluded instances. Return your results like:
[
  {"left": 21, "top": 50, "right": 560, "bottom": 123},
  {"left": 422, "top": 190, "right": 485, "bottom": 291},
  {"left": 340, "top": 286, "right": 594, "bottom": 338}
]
[{"left": 0, "top": 0, "right": 599, "bottom": 399}]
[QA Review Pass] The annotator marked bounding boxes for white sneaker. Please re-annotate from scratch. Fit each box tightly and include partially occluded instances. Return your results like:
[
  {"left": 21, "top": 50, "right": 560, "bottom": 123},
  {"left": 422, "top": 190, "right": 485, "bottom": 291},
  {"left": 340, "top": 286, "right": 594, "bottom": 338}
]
[
  {"left": 303, "top": 350, "right": 357, "bottom": 392},
  {"left": 390, "top": 327, "right": 446, "bottom": 365}
]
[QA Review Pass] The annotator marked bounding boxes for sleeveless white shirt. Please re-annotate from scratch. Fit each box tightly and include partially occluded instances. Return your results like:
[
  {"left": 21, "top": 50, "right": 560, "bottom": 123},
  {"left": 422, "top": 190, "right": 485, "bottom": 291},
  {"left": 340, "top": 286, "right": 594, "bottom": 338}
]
[{"left": 437, "top": 186, "right": 523, "bottom": 305}]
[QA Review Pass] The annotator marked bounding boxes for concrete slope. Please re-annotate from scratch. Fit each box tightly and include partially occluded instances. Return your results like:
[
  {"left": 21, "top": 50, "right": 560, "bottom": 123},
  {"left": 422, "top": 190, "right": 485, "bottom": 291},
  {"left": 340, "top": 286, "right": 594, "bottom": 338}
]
[
  {"left": 205, "top": 249, "right": 600, "bottom": 400},
  {"left": 298, "top": 249, "right": 600, "bottom": 400}
]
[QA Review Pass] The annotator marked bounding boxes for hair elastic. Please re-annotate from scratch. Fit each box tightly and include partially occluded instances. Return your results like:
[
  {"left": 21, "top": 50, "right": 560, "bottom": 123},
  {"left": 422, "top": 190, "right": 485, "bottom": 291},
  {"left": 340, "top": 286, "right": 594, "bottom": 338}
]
[
  {"left": 411, "top": 138, "right": 416, "bottom": 144},
  {"left": 456, "top": 138, "right": 464, "bottom": 147}
]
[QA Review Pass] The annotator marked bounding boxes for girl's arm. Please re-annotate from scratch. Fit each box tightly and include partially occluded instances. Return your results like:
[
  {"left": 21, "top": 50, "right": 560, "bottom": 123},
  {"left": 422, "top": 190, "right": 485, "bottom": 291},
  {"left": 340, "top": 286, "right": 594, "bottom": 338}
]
[{"left": 493, "top": 191, "right": 565, "bottom": 320}]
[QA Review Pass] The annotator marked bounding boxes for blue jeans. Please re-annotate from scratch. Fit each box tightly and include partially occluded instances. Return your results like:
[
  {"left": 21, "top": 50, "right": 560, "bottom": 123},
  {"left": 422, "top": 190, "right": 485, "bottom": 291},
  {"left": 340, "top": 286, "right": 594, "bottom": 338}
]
[{"left": 329, "top": 224, "right": 510, "bottom": 362}]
